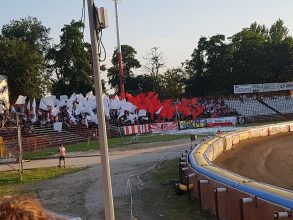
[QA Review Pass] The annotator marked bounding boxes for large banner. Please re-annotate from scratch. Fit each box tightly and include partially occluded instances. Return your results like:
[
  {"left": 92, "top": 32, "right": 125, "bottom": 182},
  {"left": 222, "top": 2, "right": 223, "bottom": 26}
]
[
  {"left": 150, "top": 122, "right": 177, "bottom": 133},
  {"left": 206, "top": 116, "right": 237, "bottom": 127},
  {"left": 234, "top": 82, "right": 293, "bottom": 94},
  {"left": 178, "top": 119, "right": 207, "bottom": 130},
  {"left": 234, "top": 84, "right": 263, "bottom": 94},
  {"left": 123, "top": 124, "right": 151, "bottom": 136}
]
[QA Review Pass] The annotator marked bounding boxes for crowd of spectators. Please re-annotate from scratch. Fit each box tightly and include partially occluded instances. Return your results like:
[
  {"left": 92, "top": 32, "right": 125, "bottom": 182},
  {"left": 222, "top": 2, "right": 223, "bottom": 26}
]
[
  {"left": 198, "top": 97, "right": 237, "bottom": 118},
  {"left": 0, "top": 95, "right": 241, "bottom": 131}
]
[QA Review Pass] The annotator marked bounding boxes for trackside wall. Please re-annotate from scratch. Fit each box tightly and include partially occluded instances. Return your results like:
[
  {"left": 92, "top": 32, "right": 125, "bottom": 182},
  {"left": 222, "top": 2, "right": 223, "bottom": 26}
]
[{"left": 186, "top": 122, "right": 293, "bottom": 220}]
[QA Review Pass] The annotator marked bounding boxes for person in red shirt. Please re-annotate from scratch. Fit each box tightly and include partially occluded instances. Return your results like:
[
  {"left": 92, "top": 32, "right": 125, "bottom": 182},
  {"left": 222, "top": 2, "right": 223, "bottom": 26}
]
[{"left": 58, "top": 144, "right": 66, "bottom": 168}]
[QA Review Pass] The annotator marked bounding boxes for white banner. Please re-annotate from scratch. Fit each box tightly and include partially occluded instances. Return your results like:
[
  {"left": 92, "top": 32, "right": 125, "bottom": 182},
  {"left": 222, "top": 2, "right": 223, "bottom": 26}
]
[
  {"left": 279, "top": 82, "right": 293, "bottom": 91},
  {"left": 235, "top": 82, "right": 293, "bottom": 94},
  {"left": 234, "top": 84, "right": 263, "bottom": 94},
  {"left": 263, "top": 83, "right": 279, "bottom": 92},
  {"left": 53, "top": 122, "right": 63, "bottom": 132},
  {"left": 206, "top": 116, "right": 237, "bottom": 127}
]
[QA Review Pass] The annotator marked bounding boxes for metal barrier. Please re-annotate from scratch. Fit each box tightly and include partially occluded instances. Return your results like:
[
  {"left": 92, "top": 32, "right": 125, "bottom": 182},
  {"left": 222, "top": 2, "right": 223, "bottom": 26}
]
[{"left": 184, "top": 121, "right": 293, "bottom": 220}]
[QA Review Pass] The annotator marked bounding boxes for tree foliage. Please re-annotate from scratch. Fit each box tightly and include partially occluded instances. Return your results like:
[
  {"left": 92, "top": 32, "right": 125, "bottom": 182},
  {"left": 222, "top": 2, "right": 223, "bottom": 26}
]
[
  {"left": 160, "top": 67, "right": 187, "bottom": 100},
  {"left": 107, "top": 45, "right": 141, "bottom": 94},
  {"left": 47, "top": 21, "right": 93, "bottom": 96},
  {"left": 185, "top": 19, "right": 293, "bottom": 97},
  {"left": 1, "top": 16, "right": 50, "bottom": 53},
  {"left": 0, "top": 17, "right": 50, "bottom": 101}
]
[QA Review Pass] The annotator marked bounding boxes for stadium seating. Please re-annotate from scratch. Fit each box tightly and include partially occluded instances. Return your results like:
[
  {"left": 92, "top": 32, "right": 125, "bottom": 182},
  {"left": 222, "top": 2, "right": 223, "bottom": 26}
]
[
  {"left": 263, "top": 96, "right": 293, "bottom": 114},
  {"left": 224, "top": 98, "right": 276, "bottom": 117}
]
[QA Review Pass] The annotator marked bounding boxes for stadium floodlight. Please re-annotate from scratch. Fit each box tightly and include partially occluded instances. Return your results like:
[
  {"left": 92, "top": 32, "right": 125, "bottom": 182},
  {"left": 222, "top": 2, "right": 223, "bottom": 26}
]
[{"left": 111, "top": 0, "right": 125, "bottom": 98}]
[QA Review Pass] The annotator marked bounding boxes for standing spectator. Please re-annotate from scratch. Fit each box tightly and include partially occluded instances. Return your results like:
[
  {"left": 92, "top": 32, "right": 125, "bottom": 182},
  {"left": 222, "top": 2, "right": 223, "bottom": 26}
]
[{"left": 58, "top": 144, "right": 66, "bottom": 168}]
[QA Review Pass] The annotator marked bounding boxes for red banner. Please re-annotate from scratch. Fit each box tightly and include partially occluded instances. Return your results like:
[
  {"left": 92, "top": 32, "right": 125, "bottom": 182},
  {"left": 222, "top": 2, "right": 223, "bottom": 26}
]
[{"left": 150, "top": 122, "right": 178, "bottom": 133}]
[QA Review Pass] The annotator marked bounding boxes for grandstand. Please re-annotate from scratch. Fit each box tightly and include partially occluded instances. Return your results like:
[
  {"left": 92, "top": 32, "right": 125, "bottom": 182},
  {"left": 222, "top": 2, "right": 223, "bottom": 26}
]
[
  {"left": 2, "top": 90, "right": 293, "bottom": 154},
  {"left": 262, "top": 96, "right": 293, "bottom": 114},
  {"left": 224, "top": 95, "right": 291, "bottom": 122},
  {"left": 224, "top": 98, "right": 276, "bottom": 117}
]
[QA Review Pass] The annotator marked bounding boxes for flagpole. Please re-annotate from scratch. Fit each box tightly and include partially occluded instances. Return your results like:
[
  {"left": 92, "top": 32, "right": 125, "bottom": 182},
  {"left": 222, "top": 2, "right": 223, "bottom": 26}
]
[{"left": 113, "top": 0, "right": 125, "bottom": 98}]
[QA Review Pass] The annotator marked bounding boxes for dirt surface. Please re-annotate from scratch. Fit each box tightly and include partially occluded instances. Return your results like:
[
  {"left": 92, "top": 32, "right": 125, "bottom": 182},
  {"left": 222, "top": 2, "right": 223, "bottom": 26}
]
[
  {"left": 14, "top": 138, "right": 200, "bottom": 219},
  {"left": 0, "top": 139, "right": 190, "bottom": 172},
  {"left": 214, "top": 133, "right": 293, "bottom": 191}
]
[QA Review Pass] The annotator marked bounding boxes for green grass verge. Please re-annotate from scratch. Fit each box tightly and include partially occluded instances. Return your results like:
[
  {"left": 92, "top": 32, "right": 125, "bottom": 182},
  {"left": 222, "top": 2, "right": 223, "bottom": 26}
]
[
  {"left": 0, "top": 167, "right": 81, "bottom": 196},
  {"left": 23, "top": 134, "right": 189, "bottom": 160},
  {"left": 150, "top": 160, "right": 215, "bottom": 220}
]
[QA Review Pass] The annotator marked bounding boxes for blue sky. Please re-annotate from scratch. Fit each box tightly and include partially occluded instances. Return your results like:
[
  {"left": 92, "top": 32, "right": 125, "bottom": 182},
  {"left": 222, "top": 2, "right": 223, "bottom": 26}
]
[{"left": 1, "top": 0, "right": 293, "bottom": 77}]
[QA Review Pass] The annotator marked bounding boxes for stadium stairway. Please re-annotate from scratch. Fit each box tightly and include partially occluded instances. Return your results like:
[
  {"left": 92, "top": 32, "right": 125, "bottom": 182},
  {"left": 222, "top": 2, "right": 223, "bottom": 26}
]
[
  {"left": 258, "top": 99, "right": 284, "bottom": 115},
  {"left": 257, "top": 99, "right": 287, "bottom": 120},
  {"left": 63, "top": 123, "right": 123, "bottom": 139},
  {"left": 1, "top": 122, "right": 123, "bottom": 154},
  {"left": 2, "top": 125, "right": 87, "bottom": 153}
]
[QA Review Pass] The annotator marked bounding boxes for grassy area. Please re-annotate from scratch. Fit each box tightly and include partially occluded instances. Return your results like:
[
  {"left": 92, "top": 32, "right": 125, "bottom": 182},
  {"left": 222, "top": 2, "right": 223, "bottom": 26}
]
[
  {"left": 146, "top": 159, "right": 215, "bottom": 220},
  {"left": 23, "top": 134, "right": 190, "bottom": 160},
  {"left": 0, "top": 167, "right": 81, "bottom": 196}
]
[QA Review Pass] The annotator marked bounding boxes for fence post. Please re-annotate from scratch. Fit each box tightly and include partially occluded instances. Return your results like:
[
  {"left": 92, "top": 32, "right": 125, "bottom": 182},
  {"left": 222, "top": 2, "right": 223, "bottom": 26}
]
[
  {"left": 178, "top": 159, "right": 183, "bottom": 183},
  {"left": 240, "top": 197, "right": 254, "bottom": 220},
  {"left": 198, "top": 180, "right": 209, "bottom": 209},
  {"left": 214, "top": 187, "right": 227, "bottom": 220},
  {"left": 187, "top": 173, "right": 195, "bottom": 200}
]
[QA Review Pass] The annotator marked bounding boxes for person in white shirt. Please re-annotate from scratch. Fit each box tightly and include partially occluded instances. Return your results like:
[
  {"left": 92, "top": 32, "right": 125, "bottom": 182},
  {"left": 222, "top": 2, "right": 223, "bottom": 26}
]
[{"left": 58, "top": 144, "right": 66, "bottom": 168}]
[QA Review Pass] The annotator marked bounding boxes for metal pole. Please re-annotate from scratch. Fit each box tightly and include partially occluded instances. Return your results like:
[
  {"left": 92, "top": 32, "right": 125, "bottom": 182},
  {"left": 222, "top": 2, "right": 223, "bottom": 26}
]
[
  {"left": 114, "top": 0, "right": 125, "bottom": 98},
  {"left": 16, "top": 113, "right": 23, "bottom": 179},
  {"left": 87, "top": 1, "right": 115, "bottom": 219}
]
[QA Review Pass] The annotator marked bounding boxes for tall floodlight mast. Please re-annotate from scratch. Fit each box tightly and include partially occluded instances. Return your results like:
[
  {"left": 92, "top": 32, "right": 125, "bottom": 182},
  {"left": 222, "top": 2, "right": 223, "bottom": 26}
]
[{"left": 112, "top": 0, "right": 125, "bottom": 98}]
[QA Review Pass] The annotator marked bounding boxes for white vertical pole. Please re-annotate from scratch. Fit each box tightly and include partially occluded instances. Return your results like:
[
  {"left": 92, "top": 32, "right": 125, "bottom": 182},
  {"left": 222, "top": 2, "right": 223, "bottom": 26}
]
[
  {"left": 114, "top": 0, "right": 121, "bottom": 54},
  {"left": 114, "top": 0, "right": 125, "bottom": 97},
  {"left": 16, "top": 113, "right": 23, "bottom": 179},
  {"left": 87, "top": 1, "right": 115, "bottom": 219}
]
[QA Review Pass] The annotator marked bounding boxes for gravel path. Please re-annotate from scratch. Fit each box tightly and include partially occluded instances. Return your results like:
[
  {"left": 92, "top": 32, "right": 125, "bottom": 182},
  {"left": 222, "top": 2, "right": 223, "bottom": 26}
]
[{"left": 11, "top": 138, "right": 199, "bottom": 219}]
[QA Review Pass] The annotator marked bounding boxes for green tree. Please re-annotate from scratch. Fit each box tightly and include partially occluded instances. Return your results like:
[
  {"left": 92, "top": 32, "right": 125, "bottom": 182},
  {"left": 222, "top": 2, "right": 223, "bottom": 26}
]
[
  {"left": 185, "top": 19, "right": 293, "bottom": 97},
  {"left": 0, "top": 17, "right": 51, "bottom": 101},
  {"left": 107, "top": 45, "right": 141, "bottom": 94},
  {"left": 185, "top": 35, "right": 233, "bottom": 96},
  {"left": 265, "top": 20, "right": 293, "bottom": 82},
  {"left": 269, "top": 19, "right": 289, "bottom": 44},
  {"left": 1, "top": 16, "right": 50, "bottom": 53},
  {"left": 230, "top": 26, "right": 268, "bottom": 84},
  {"left": 48, "top": 21, "right": 93, "bottom": 96},
  {"left": 160, "top": 67, "right": 187, "bottom": 99}
]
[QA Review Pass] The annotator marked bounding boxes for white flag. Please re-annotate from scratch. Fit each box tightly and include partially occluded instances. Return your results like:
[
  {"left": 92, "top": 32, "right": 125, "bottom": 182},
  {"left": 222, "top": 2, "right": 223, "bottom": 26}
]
[{"left": 15, "top": 95, "right": 27, "bottom": 105}]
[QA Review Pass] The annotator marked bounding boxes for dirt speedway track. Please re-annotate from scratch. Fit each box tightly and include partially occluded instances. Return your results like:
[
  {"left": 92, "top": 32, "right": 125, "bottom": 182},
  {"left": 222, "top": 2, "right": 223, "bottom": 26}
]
[{"left": 214, "top": 132, "right": 293, "bottom": 191}]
